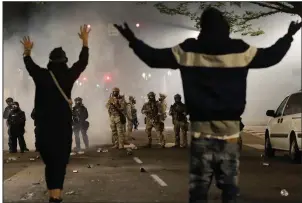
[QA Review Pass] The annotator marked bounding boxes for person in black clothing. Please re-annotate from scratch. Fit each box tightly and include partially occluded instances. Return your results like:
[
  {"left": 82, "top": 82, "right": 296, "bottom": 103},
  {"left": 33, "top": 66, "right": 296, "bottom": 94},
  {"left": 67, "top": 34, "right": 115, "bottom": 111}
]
[
  {"left": 3, "top": 97, "right": 14, "bottom": 121},
  {"left": 114, "top": 7, "right": 301, "bottom": 203},
  {"left": 31, "top": 108, "right": 39, "bottom": 152},
  {"left": 7, "top": 102, "right": 27, "bottom": 153},
  {"left": 4, "top": 97, "right": 14, "bottom": 149},
  {"left": 21, "top": 24, "right": 90, "bottom": 203},
  {"left": 72, "top": 97, "right": 89, "bottom": 152}
]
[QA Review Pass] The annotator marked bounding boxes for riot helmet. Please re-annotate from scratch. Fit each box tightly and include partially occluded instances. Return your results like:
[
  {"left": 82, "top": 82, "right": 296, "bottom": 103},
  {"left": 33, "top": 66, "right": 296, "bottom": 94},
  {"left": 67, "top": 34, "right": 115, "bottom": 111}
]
[
  {"left": 147, "top": 92, "right": 156, "bottom": 101},
  {"left": 174, "top": 94, "right": 181, "bottom": 103}
]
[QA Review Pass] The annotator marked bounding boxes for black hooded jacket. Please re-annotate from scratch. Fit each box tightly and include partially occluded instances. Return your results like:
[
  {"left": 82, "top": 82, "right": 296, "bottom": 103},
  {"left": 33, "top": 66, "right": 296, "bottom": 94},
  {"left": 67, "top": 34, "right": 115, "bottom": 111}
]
[
  {"left": 127, "top": 18, "right": 293, "bottom": 122},
  {"left": 23, "top": 46, "right": 89, "bottom": 127}
]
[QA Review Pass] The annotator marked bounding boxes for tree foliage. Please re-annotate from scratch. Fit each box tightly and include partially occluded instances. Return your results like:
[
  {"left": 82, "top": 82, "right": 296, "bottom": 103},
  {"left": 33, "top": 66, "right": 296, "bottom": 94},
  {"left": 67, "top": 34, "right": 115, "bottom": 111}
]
[{"left": 137, "top": 2, "right": 302, "bottom": 36}]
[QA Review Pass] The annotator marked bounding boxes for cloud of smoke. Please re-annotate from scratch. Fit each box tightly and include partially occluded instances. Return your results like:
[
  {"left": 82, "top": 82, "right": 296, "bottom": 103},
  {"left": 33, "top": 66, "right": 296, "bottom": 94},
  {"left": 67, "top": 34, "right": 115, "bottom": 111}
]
[{"left": 3, "top": 3, "right": 301, "bottom": 151}]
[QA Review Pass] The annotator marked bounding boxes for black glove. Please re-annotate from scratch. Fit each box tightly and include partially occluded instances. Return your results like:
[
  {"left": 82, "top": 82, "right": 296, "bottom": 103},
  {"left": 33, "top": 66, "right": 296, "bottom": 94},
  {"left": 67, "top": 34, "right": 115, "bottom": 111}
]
[
  {"left": 287, "top": 21, "right": 302, "bottom": 36},
  {"left": 114, "top": 23, "right": 136, "bottom": 42}
]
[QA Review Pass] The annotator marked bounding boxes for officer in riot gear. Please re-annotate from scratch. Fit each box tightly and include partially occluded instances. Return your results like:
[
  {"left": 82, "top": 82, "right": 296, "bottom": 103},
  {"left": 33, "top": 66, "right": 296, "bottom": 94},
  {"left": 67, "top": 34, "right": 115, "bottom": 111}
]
[
  {"left": 72, "top": 97, "right": 89, "bottom": 152},
  {"left": 7, "top": 102, "right": 28, "bottom": 153},
  {"left": 126, "top": 96, "right": 139, "bottom": 141},
  {"left": 3, "top": 97, "right": 14, "bottom": 120},
  {"left": 106, "top": 87, "right": 126, "bottom": 149},
  {"left": 169, "top": 94, "right": 188, "bottom": 147},
  {"left": 141, "top": 92, "right": 165, "bottom": 147}
]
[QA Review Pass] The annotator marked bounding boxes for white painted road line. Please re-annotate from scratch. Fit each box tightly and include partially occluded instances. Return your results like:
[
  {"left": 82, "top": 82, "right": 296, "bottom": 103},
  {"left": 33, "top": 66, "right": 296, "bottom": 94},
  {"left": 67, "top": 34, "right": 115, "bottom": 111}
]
[
  {"left": 244, "top": 144, "right": 265, "bottom": 150},
  {"left": 150, "top": 174, "right": 168, "bottom": 187},
  {"left": 133, "top": 157, "right": 143, "bottom": 164}
]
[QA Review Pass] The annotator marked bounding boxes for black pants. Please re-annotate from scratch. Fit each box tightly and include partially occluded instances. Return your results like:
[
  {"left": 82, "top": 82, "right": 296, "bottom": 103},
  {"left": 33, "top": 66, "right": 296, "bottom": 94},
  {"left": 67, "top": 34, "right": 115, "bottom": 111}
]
[
  {"left": 37, "top": 124, "right": 72, "bottom": 190},
  {"left": 73, "top": 124, "right": 89, "bottom": 150},
  {"left": 8, "top": 127, "right": 27, "bottom": 152}
]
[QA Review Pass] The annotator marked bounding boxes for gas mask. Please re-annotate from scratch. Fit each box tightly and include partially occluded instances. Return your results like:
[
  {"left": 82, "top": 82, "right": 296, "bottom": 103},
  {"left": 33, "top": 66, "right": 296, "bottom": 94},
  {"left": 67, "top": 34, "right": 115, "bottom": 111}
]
[
  {"left": 113, "top": 91, "right": 119, "bottom": 97},
  {"left": 12, "top": 104, "right": 18, "bottom": 110}
]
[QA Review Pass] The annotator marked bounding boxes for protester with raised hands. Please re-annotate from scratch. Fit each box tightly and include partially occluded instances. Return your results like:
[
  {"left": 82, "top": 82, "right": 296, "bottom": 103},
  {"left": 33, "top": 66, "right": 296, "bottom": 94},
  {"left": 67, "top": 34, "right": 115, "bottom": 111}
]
[
  {"left": 115, "top": 7, "right": 301, "bottom": 203},
  {"left": 21, "top": 24, "right": 90, "bottom": 203}
]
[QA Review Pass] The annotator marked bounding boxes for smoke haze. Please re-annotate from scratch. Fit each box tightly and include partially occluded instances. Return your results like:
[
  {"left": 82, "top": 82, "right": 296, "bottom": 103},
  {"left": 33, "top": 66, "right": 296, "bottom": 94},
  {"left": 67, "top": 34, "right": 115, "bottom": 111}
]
[{"left": 3, "top": 2, "right": 301, "bottom": 149}]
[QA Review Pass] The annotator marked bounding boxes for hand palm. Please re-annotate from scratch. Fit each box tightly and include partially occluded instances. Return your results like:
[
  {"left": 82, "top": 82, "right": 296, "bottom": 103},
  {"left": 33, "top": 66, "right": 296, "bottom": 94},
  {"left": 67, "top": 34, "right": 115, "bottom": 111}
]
[
  {"left": 78, "top": 24, "right": 91, "bottom": 41},
  {"left": 20, "top": 36, "right": 33, "bottom": 50}
]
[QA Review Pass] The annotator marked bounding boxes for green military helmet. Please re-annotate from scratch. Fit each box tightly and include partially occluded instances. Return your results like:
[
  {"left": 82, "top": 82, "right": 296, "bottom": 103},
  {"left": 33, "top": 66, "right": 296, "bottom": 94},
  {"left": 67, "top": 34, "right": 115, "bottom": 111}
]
[
  {"left": 159, "top": 93, "right": 167, "bottom": 99},
  {"left": 112, "top": 87, "right": 120, "bottom": 92}
]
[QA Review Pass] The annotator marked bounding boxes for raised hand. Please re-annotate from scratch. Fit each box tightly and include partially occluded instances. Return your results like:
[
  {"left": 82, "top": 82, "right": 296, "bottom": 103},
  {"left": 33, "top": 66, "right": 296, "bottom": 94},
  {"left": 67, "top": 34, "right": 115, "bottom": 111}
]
[
  {"left": 288, "top": 21, "right": 302, "bottom": 36},
  {"left": 20, "top": 36, "right": 34, "bottom": 50},
  {"left": 20, "top": 36, "right": 34, "bottom": 56},
  {"left": 114, "top": 23, "right": 135, "bottom": 42},
  {"left": 78, "top": 24, "right": 91, "bottom": 45}
]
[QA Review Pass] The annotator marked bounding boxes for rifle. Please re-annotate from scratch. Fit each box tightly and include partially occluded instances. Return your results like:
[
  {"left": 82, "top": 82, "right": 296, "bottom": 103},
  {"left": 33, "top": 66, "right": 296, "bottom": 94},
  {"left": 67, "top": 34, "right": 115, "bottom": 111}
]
[{"left": 108, "top": 94, "right": 127, "bottom": 124}]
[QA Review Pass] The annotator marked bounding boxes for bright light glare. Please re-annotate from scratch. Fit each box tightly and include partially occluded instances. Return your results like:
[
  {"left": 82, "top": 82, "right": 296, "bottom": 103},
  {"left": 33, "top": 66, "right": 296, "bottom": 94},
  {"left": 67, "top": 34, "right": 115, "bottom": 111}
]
[
  {"left": 106, "top": 76, "right": 110, "bottom": 80},
  {"left": 83, "top": 77, "right": 87, "bottom": 81},
  {"left": 136, "top": 23, "right": 140, "bottom": 28},
  {"left": 87, "top": 24, "right": 91, "bottom": 28},
  {"left": 96, "top": 84, "right": 100, "bottom": 88},
  {"left": 79, "top": 82, "right": 82, "bottom": 86},
  {"left": 142, "top": 73, "right": 146, "bottom": 78},
  {"left": 148, "top": 73, "right": 151, "bottom": 78},
  {"left": 167, "top": 71, "right": 172, "bottom": 76}
]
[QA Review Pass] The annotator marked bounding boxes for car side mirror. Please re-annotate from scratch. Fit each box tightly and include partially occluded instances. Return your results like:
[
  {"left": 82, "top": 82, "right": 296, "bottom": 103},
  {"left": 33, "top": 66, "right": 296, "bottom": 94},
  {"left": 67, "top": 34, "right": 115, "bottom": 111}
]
[{"left": 266, "top": 110, "right": 275, "bottom": 117}]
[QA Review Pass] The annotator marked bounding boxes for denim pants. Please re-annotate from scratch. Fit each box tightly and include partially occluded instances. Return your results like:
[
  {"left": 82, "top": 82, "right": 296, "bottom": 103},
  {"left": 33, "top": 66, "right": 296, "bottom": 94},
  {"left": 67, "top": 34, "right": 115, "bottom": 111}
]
[{"left": 189, "top": 136, "right": 240, "bottom": 203}]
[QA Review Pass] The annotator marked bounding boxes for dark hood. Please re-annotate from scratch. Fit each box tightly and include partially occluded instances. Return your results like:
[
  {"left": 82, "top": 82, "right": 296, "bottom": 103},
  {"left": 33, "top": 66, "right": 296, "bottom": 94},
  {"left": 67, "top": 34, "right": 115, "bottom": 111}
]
[{"left": 198, "top": 7, "right": 230, "bottom": 40}]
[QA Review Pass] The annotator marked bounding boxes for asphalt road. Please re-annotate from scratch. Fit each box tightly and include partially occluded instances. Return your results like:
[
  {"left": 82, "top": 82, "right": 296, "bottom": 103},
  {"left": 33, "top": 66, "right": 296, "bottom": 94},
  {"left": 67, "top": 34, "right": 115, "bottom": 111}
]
[{"left": 3, "top": 129, "right": 302, "bottom": 203}]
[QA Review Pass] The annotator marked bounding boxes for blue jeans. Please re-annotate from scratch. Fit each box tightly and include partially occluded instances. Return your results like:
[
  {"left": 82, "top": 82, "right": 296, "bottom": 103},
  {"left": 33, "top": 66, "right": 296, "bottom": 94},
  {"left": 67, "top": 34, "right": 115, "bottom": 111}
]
[{"left": 189, "top": 137, "right": 240, "bottom": 203}]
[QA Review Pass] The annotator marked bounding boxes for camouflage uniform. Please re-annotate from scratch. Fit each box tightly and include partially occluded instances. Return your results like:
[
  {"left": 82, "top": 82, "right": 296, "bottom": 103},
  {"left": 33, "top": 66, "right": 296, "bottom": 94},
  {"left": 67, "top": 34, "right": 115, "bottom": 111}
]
[
  {"left": 158, "top": 93, "right": 167, "bottom": 132},
  {"left": 141, "top": 92, "right": 165, "bottom": 147},
  {"left": 106, "top": 87, "right": 126, "bottom": 149},
  {"left": 169, "top": 94, "right": 188, "bottom": 147},
  {"left": 126, "top": 96, "right": 138, "bottom": 140}
]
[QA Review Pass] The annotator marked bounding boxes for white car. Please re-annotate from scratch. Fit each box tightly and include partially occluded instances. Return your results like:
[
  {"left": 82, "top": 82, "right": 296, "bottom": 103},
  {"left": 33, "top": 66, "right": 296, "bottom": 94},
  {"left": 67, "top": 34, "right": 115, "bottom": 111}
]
[{"left": 264, "top": 90, "right": 302, "bottom": 163}]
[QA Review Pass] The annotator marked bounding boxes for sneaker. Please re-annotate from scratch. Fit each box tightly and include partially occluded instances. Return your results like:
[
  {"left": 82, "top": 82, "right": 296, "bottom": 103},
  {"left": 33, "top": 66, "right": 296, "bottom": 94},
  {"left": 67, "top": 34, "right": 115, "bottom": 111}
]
[{"left": 78, "top": 151, "right": 85, "bottom": 155}]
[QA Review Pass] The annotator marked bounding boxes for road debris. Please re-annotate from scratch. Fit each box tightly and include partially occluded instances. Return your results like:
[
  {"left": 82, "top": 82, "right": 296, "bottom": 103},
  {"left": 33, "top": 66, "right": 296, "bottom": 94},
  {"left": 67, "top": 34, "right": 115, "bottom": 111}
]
[
  {"left": 126, "top": 148, "right": 133, "bottom": 155},
  {"left": 36, "top": 155, "right": 40, "bottom": 159},
  {"left": 8, "top": 157, "right": 17, "bottom": 161},
  {"left": 140, "top": 167, "right": 146, "bottom": 172},
  {"left": 280, "top": 189, "right": 289, "bottom": 196},
  {"left": 97, "top": 148, "right": 102, "bottom": 152},
  {"left": 29, "top": 158, "right": 35, "bottom": 161},
  {"left": 32, "top": 182, "right": 40, "bottom": 185},
  {"left": 65, "top": 190, "right": 75, "bottom": 195},
  {"left": 20, "top": 192, "right": 34, "bottom": 200},
  {"left": 260, "top": 154, "right": 264, "bottom": 158},
  {"left": 72, "top": 170, "right": 78, "bottom": 173},
  {"left": 262, "top": 162, "right": 270, "bottom": 166},
  {"left": 87, "top": 164, "right": 94, "bottom": 168},
  {"left": 102, "top": 149, "right": 108, "bottom": 153}
]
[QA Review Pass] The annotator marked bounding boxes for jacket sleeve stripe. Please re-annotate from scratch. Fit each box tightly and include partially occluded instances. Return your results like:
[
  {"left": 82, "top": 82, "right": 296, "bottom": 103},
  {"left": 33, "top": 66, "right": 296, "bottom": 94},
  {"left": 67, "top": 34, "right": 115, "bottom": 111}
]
[{"left": 171, "top": 45, "right": 258, "bottom": 68}]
